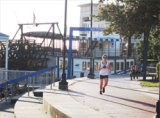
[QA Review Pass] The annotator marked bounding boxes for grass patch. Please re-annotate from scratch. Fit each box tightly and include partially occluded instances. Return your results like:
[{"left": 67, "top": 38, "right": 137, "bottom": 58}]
[{"left": 140, "top": 80, "right": 159, "bottom": 87}]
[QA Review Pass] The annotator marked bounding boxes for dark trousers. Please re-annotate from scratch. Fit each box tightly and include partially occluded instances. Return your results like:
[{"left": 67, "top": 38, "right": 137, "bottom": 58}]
[{"left": 130, "top": 70, "right": 138, "bottom": 80}]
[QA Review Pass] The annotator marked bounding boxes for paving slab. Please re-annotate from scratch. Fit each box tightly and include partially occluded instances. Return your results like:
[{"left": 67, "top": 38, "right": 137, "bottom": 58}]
[
  {"left": 14, "top": 91, "right": 51, "bottom": 118},
  {"left": 43, "top": 87, "right": 107, "bottom": 118},
  {"left": 68, "top": 76, "right": 157, "bottom": 118},
  {"left": 13, "top": 75, "right": 158, "bottom": 118},
  {"left": 0, "top": 100, "right": 14, "bottom": 118}
]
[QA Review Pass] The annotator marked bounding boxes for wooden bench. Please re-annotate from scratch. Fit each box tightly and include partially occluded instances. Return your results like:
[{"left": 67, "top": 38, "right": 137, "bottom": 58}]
[
  {"left": 130, "top": 66, "right": 157, "bottom": 80},
  {"left": 146, "top": 66, "right": 157, "bottom": 80},
  {"left": 146, "top": 73, "right": 156, "bottom": 80}
]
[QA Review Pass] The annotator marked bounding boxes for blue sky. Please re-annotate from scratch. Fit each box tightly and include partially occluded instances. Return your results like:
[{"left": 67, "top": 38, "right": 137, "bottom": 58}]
[{"left": 0, "top": 0, "right": 101, "bottom": 38}]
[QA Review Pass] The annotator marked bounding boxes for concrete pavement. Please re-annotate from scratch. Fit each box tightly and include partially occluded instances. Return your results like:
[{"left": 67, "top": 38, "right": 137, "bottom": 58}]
[
  {"left": 0, "top": 100, "right": 14, "bottom": 118},
  {"left": 43, "top": 75, "right": 157, "bottom": 118},
  {"left": 10, "top": 75, "right": 158, "bottom": 118},
  {"left": 68, "top": 77, "right": 157, "bottom": 118}
]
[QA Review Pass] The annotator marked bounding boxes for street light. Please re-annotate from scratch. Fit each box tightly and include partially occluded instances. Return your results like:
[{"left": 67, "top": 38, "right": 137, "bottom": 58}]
[
  {"left": 115, "top": 40, "right": 116, "bottom": 74},
  {"left": 114, "top": 39, "right": 119, "bottom": 74},
  {"left": 87, "top": 0, "right": 95, "bottom": 79},
  {"left": 156, "top": 63, "right": 160, "bottom": 118},
  {"left": 87, "top": 0, "right": 108, "bottom": 79},
  {"left": 59, "top": 0, "right": 68, "bottom": 90}
]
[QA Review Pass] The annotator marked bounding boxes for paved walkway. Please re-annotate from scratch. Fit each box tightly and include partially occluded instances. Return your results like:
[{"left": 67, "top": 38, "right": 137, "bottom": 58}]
[
  {"left": 0, "top": 100, "right": 14, "bottom": 118},
  {"left": 1, "top": 75, "right": 158, "bottom": 118},
  {"left": 67, "top": 75, "right": 157, "bottom": 118}
]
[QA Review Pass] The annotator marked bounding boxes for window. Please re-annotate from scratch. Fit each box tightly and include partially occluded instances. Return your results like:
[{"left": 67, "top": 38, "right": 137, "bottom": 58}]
[
  {"left": 126, "top": 62, "right": 130, "bottom": 69},
  {"left": 121, "top": 62, "right": 124, "bottom": 70},
  {"left": 59, "top": 60, "right": 67, "bottom": 69},
  {"left": 87, "top": 62, "right": 90, "bottom": 71},
  {"left": 110, "top": 62, "right": 114, "bottom": 71},
  {"left": 116, "top": 62, "right": 120, "bottom": 70},
  {"left": 59, "top": 60, "right": 63, "bottom": 69},
  {"left": 131, "top": 61, "right": 134, "bottom": 66},
  {"left": 83, "top": 17, "right": 89, "bottom": 22},
  {"left": 94, "top": 62, "right": 99, "bottom": 71},
  {"left": 82, "top": 62, "right": 86, "bottom": 71}
]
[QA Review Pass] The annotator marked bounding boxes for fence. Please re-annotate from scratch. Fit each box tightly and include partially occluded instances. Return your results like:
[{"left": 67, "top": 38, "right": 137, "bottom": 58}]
[{"left": 0, "top": 66, "right": 58, "bottom": 101}]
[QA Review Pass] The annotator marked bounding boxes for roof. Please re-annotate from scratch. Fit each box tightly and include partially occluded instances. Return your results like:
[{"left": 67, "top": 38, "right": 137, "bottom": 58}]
[
  {"left": 23, "top": 32, "right": 63, "bottom": 39},
  {"left": 0, "top": 32, "right": 9, "bottom": 41},
  {"left": 23, "top": 31, "right": 120, "bottom": 42}
]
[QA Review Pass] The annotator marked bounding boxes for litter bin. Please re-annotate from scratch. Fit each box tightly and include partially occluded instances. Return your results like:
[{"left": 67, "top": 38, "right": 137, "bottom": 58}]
[{"left": 80, "top": 72, "right": 84, "bottom": 77}]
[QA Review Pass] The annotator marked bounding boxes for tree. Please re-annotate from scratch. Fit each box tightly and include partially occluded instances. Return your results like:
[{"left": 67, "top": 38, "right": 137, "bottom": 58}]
[
  {"left": 96, "top": 0, "right": 160, "bottom": 80},
  {"left": 137, "top": 27, "right": 160, "bottom": 61}
]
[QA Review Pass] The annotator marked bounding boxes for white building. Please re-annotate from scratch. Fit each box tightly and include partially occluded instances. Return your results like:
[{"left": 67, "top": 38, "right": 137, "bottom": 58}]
[
  {"left": 79, "top": 3, "right": 121, "bottom": 57},
  {"left": 79, "top": 3, "right": 110, "bottom": 37}
]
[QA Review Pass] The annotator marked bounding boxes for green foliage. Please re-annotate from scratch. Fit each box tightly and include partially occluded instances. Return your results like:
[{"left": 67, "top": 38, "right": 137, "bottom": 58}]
[
  {"left": 96, "top": 0, "right": 160, "bottom": 39},
  {"left": 136, "top": 28, "right": 160, "bottom": 60},
  {"left": 96, "top": 0, "right": 160, "bottom": 80},
  {"left": 141, "top": 80, "right": 159, "bottom": 87}
]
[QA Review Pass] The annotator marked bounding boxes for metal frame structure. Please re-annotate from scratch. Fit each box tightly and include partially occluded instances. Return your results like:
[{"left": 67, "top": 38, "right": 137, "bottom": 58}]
[
  {"left": 67, "top": 27, "right": 102, "bottom": 79},
  {"left": 0, "top": 23, "right": 62, "bottom": 71}
]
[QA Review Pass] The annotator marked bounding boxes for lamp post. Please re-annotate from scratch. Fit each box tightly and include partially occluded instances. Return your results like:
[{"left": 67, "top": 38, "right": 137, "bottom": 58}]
[
  {"left": 87, "top": 0, "right": 95, "bottom": 79},
  {"left": 87, "top": 0, "right": 108, "bottom": 79},
  {"left": 114, "top": 40, "right": 117, "bottom": 74},
  {"left": 59, "top": 0, "right": 68, "bottom": 90},
  {"left": 156, "top": 63, "right": 160, "bottom": 118},
  {"left": 114, "top": 39, "right": 119, "bottom": 74}
]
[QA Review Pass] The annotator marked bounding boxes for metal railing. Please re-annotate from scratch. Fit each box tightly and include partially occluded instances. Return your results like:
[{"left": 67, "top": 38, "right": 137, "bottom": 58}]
[{"left": 0, "top": 66, "right": 58, "bottom": 101}]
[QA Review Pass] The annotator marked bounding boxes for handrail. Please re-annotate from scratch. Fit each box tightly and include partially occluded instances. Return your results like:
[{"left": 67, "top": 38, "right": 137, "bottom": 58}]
[
  {"left": 111, "top": 69, "right": 130, "bottom": 75},
  {"left": 0, "top": 66, "right": 58, "bottom": 88}
]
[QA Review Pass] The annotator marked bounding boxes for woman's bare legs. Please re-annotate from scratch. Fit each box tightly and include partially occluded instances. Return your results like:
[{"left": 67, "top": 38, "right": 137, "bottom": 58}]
[
  {"left": 103, "top": 78, "right": 108, "bottom": 93},
  {"left": 100, "top": 79, "right": 103, "bottom": 94},
  {"left": 104, "top": 78, "right": 108, "bottom": 87}
]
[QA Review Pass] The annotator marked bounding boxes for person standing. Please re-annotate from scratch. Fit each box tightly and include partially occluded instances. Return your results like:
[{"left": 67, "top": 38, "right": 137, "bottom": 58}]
[
  {"left": 98, "top": 54, "right": 110, "bottom": 95},
  {"left": 130, "top": 64, "right": 138, "bottom": 80}
]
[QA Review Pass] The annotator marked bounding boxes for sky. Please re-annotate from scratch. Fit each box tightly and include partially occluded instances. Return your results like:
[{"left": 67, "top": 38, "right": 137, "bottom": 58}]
[{"left": 0, "top": 0, "right": 101, "bottom": 38}]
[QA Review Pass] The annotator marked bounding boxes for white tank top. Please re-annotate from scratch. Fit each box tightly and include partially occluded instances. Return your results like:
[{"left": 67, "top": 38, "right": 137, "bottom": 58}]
[{"left": 99, "top": 61, "right": 110, "bottom": 76}]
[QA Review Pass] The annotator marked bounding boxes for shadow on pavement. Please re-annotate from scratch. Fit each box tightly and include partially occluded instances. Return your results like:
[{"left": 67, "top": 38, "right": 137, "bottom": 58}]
[
  {"left": 109, "top": 85, "right": 158, "bottom": 95},
  {"left": 0, "top": 101, "right": 14, "bottom": 113},
  {"left": 83, "top": 79, "right": 157, "bottom": 95},
  {"left": 68, "top": 88, "right": 156, "bottom": 114}
]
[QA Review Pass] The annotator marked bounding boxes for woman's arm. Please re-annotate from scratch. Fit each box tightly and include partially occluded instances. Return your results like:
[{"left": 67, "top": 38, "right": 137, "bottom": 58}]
[{"left": 98, "top": 63, "right": 101, "bottom": 71}]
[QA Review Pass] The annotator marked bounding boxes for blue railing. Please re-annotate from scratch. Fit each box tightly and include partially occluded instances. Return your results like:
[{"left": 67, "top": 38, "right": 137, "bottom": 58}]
[
  {"left": 111, "top": 69, "right": 130, "bottom": 75},
  {"left": 0, "top": 66, "right": 58, "bottom": 88}
]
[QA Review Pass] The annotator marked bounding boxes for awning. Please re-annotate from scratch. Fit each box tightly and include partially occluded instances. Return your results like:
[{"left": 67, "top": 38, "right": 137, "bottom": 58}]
[
  {"left": 0, "top": 32, "right": 9, "bottom": 41},
  {"left": 23, "top": 31, "right": 120, "bottom": 42}
]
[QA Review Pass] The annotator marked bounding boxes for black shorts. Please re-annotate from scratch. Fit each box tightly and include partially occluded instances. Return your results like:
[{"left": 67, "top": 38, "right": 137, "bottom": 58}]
[{"left": 100, "top": 75, "right": 108, "bottom": 79}]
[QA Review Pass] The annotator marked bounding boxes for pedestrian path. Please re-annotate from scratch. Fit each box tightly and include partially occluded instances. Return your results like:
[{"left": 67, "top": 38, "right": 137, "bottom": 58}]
[
  {"left": 0, "top": 100, "right": 14, "bottom": 118},
  {"left": 14, "top": 91, "right": 51, "bottom": 118},
  {"left": 11, "top": 75, "right": 159, "bottom": 118},
  {"left": 67, "top": 76, "right": 157, "bottom": 118}
]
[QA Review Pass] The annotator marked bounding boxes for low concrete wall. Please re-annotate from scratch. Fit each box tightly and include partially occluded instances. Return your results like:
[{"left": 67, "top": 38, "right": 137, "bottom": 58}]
[{"left": 43, "top": 98, "right": 71, "bottom": 118}]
